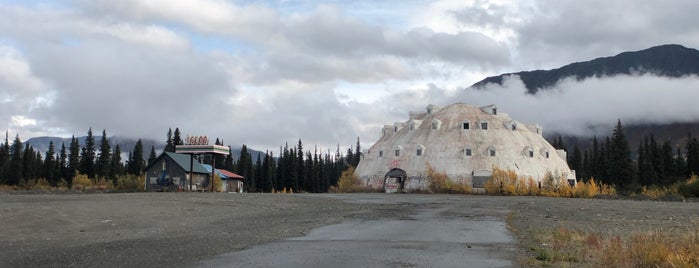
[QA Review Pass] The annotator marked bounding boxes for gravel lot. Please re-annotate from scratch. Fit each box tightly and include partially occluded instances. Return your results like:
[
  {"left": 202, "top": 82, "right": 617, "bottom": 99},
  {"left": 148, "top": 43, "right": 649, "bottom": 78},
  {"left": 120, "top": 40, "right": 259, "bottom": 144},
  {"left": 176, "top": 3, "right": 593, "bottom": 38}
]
[{"left": 1, "top": 192, "right": 697, "bottom": 267}]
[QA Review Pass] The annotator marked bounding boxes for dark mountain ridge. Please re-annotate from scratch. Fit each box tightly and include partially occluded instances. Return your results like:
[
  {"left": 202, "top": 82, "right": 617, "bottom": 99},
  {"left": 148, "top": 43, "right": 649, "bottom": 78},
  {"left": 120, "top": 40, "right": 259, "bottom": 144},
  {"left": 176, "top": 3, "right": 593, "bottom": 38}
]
[{"left": 472, "top": 44, "right": 699, "bottom": 94}]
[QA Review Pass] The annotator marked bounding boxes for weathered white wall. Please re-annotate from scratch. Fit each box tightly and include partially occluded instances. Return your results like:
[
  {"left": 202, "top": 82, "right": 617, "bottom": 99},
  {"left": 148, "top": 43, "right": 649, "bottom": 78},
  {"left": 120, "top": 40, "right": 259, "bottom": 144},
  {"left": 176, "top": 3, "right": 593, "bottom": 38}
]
[{"left": 355, "top": 103, "right": 575, "bottom": 191}]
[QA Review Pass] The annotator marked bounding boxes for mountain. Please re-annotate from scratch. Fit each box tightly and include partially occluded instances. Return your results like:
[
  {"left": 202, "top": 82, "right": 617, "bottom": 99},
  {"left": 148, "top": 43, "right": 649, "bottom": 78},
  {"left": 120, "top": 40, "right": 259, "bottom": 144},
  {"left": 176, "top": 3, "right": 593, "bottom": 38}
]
[
  {"left": 471, "top": 44, "right": 699, "bottom": 94},
  {"left": 24, "top": 136, "right": 266, "bottom": 163}
]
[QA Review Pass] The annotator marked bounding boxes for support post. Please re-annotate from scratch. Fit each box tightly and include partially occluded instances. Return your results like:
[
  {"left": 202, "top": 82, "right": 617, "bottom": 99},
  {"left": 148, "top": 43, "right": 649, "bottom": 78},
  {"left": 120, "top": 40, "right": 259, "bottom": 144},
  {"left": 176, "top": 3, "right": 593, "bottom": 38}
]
[
  {"left": 189, "top": 154, "right": 194, "bottom": 191},
  {"left": 211, "top": 153, "right": 216, "bottom": 192}
]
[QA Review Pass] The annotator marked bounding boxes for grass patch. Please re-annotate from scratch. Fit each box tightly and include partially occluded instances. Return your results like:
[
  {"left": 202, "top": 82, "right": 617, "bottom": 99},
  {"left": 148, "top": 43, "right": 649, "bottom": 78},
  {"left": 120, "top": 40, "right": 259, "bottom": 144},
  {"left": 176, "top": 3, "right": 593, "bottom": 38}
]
[{"left": 525, "top": 228, "right": 699, "bottom": 267}]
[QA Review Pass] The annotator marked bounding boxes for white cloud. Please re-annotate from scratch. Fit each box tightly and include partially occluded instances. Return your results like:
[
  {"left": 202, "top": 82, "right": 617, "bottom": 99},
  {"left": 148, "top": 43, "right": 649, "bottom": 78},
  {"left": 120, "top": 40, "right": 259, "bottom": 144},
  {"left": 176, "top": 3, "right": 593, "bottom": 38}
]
[
  {"left": 451, "top": 74, "right": 699, "bottom": 136},
  {"left": 90, "top": 23, "right": 190, "bottom": 51},
  {"left": 1, "top": 0, "right": 699, "bottom": 153}
]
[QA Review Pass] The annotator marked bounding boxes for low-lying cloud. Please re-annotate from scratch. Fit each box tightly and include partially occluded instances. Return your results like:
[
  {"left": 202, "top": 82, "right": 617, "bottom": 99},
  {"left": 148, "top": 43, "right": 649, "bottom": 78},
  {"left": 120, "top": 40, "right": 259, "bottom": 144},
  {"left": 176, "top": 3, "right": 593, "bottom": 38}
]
[{"left": 446, "top": 74, "right": 699, "bottom": 137}]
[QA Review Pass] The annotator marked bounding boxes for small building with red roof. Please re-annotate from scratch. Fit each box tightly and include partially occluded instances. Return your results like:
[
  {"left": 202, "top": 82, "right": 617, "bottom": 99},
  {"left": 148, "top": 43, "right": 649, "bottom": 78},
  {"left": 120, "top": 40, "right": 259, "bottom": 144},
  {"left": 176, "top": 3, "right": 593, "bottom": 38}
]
[{"left": 202, "top": 164, "right": 245, "bottom": 193}]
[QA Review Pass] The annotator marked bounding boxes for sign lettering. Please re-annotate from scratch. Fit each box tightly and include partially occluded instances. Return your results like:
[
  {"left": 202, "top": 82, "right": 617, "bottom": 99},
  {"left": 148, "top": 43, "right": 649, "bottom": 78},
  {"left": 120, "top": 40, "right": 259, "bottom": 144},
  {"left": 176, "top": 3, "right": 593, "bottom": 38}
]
[{"left": 185, "top": 135, "right": 209, "bottom": 145}]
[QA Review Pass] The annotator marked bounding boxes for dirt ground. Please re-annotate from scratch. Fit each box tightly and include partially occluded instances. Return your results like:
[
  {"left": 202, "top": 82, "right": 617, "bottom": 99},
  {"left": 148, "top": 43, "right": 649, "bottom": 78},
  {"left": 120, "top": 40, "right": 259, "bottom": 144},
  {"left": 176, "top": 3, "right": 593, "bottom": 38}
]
[{"left": 1, "top": 192, "right": 697, "bottom": 267}]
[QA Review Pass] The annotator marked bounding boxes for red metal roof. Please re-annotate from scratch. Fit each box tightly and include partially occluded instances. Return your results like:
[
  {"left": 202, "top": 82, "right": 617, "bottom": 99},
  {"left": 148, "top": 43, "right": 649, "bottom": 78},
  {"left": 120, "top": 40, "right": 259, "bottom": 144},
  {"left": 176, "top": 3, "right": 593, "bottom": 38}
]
[{"left": 218, "top": 169, "right": 244, "bottom": 180}]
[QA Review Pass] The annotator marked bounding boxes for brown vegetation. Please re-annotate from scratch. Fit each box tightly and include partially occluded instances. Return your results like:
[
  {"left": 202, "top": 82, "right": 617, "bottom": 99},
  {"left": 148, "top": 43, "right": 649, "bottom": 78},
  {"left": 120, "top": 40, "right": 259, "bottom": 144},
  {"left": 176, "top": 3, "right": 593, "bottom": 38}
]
[
  {"left": 329, "top": 166, "right": 371, "bottom": 193},
  {"left": 484, "top": 167, "right": 616, "bottom": 198},
  {"left": 528, "top": 228, "right": 699, "bottom": 267},
  {"left": 426, "top": 163, "right": 471, "bottom": 194}
]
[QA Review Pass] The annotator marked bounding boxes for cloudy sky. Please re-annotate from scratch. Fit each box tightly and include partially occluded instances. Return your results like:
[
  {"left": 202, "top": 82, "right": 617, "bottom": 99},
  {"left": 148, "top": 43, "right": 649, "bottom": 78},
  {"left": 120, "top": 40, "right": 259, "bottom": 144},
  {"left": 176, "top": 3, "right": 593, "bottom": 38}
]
[{"left": 2, "top": 0, "right": 699, "bottom": 152}]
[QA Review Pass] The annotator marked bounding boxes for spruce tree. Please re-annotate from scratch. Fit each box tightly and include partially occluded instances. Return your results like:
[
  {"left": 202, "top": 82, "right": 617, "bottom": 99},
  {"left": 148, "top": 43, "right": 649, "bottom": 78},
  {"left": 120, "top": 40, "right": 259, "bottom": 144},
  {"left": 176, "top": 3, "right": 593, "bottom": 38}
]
[
  {"left": 59, "top": 143, "right": 67, "bottom": 182},
  {"left": 110, "top": 144, "right": 123, "bottom": 178},
  {"left": 165, "top": 128, "right": 174, "bottom": 152},
  {"left": 686, "top": 134, "right": 699, "bottom": 176},
  {"left": 581, "top": 151, "right": 590, "bottom": 181},
  {"left": 0, "top": 131, "right": 9, "bottom": 184},
  {"left": 96, "top": 130, "right": 111, "bottom": 179},
  {"left": 609, "top": 120, "right": 634, "bottom": 191},
  {"left": 262, "top": 151, "right": 275, "bottom": 192},
  {"left": 80, "top": 128, "right": 96, "bottom": 178},
  {"left": 44, "top": 141, "right": 56, "bottom": 184},
  {"left": 127, "top": 139, "right": 145, "bottom": 175},
  {"left": 224, "top": 146, "right": 234, "bottom": 171},
  {"left": 22, "top": 144, "right": 37, "bottom": 181},
  {"left": 675, "top": 148, "right": 687, "bottom": 178},
  {"left": 237, "top": 145, "right": 255, "bottom": 192},
  {"left": 661, "top": 141, "right": 675, "bottom": 185},
  {"left": 8, "top": 135, "right": 23, "bottom": 185},
  {"left": 353, "top": 137, "right": 361, "bottom": 167},
  {"left": 254, "top": 154, "right": 262, "bottom": 192},
  {"left": 296, "top": 139, "right": 303, "bottom": 191},
  {"left": 173, "top": 128, "right": 183, "bottom": 147},
  {"left": 68, "top": 136, "right": 80, "bottom": 180},
  {"left": 569, "top": 144, "right": 582, "bottom": 180},
  {"left": 148, "top": 146, "right": 157, "bottom": 166}
]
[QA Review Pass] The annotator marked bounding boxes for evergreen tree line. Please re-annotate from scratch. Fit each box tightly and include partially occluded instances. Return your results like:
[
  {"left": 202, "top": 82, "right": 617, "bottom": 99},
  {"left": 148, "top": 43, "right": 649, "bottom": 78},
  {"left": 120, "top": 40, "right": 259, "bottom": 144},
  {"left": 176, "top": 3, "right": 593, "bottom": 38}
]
[
  {"left": 554, "top": 120, "right": 699, "bottom": 192},
  {"left": 0, "top": 128, "right": 163, "bottom": 187},
  {"left": 208, "top": 138, "right": 362, "bottom": 193},
  {"left": 0, "top": 124, "right": 359, "bottom": 193}
]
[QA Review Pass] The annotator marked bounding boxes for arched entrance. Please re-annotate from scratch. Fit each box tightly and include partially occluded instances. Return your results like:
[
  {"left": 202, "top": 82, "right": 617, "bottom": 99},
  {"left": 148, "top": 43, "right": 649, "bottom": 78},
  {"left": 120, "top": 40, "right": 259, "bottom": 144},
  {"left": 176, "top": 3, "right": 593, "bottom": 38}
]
[{"left": 384, "top": 168, "right": 407, "bottom": 193}]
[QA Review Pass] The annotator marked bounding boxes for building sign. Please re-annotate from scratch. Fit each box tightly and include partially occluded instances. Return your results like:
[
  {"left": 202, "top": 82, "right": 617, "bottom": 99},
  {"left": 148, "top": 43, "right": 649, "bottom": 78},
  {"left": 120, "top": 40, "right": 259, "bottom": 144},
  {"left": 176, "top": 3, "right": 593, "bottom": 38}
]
[{"left": 185, "top": 135, "right": 209, "bottom": 146}]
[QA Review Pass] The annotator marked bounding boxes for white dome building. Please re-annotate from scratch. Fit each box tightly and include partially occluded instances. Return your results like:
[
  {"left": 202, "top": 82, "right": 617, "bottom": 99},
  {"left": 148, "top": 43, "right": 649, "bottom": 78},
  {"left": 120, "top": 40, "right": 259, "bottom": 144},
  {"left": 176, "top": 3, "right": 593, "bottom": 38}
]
[{"left": 355, "top": 103, "right": 575, "bottom": 193}]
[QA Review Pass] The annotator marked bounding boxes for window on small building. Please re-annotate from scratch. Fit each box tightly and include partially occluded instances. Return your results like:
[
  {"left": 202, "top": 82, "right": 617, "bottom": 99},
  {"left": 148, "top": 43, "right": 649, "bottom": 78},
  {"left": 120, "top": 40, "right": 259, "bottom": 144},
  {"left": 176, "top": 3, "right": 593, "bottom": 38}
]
[
  {"left": 416, "top": 145, "right": 425, "bottom": 157},
  {"left": 493, "top": 108, "right": 497, "bottom": 115},
  {"left": 489, "top": 147, "right": 496, "bottom": 157},
  {"left": 545, "top": 150, "right": 550, "bottom": 158},
  {"left": 395, "top": 149, "right": 401, "bottom": 157},
  {"left": 512, "top": 124, "right": 516, "bottom": 131},
  {"left": 379, "top": 151, "right": 384, "bottom": 158},
  {"left": 416, "top": 148, "right": 423, "bottom": 156},
  {"left": 394, "top": 126, "right": 398, "bottom": 133},
  {"left": 529, "top": 149, "right": 534, "bottom": 158},
  {"left": 463, "top": 120, "right": 470, "bottom": 130}
]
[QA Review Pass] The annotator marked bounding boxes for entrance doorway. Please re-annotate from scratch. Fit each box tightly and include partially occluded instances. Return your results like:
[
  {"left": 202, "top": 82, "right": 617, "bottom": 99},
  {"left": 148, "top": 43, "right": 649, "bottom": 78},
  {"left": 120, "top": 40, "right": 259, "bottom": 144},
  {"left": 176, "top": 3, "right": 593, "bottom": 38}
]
[{"left": 384, "top": 168, "right": 407, "bottom": 193}]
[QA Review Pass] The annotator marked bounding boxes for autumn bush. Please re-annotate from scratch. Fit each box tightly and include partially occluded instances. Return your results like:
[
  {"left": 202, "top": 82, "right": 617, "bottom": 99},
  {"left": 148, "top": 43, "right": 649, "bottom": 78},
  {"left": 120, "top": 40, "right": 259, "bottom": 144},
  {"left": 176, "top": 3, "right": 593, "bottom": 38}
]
[
  {"left": 426, "top": 163, "right": 471, "bottom": 194},
  {"left": 484, "top": 167, "right": 615, "bottom": 198},
  {"left": 213, "top": 174, "right": 223, "bottom": 192},
  {"left": 329, "top": 166, "right": 369, "bottom": 193},
  {"left": 19, "top": 178, "right": 53, "bottom": 191},
  {"left": 530, "top": 228, "right": 699, "bottom": 267},
  {"left": 679, "top": 174, "right": 699, "bottom": 198},
  {"left": 484, "top": 168, "right": 520, "bottom": 195},
  {"left": 71, "top": 173, "right": 93, "bottom": 190},
  {"left": 115, "top": 174, "right": 145, "bottom": 191}
]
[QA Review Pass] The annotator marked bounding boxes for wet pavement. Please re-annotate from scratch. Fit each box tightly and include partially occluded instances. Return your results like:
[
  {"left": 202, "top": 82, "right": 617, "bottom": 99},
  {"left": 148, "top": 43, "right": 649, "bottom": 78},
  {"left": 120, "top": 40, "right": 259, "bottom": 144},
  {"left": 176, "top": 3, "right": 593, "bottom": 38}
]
[{"left": 200, "top": 194, "right": 516, "bottom": 267}]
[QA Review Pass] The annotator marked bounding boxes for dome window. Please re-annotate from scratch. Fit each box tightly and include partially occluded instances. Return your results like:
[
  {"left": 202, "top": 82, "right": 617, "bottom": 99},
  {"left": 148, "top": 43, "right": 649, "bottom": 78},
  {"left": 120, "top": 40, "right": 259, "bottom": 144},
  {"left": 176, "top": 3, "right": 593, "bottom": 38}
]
[
  {"left": 488, "top": 146, "right": 496, "bottom": 157},
  {"left": 463, "top": 120, "right": 470, "bottom": 130},
  {"left": 416, "top": 145, "right": 425, "bottom": 156},
  {"left": 394, "top": 145, "right": 403, "bottom": 157},
  {"left": 479, "top": 120, "right": 489, "bottom": 130},
  {"left": 379, "top": 150, "right": 384, "bottom": 158},
  {"left": 431, "top": 119, "right": 442, "bottom": 130},
  {"left": 464, "top": 145, "right": 472, "bottom": 156}
]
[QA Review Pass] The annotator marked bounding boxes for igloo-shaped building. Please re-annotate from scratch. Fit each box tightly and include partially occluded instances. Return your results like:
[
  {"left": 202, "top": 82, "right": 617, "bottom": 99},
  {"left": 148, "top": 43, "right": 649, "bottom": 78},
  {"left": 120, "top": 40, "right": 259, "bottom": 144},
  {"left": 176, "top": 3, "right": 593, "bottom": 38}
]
[{"left": 355, "top": 103, "right": 575, "bottom": 193}]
